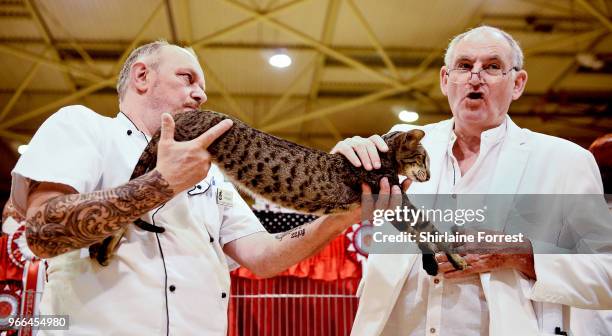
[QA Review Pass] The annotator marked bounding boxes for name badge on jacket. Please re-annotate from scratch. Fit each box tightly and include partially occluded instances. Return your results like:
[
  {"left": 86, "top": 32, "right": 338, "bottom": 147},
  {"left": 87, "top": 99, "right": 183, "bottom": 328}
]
[{"left": 216, "top": 187, "right": 233, "bottom": 207}]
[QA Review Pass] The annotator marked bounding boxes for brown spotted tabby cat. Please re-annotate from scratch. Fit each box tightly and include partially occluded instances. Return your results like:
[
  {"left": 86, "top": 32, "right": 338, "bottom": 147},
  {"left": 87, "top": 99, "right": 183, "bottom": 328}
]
[{"left": 90, "top": 109, "right": 467, "bottom": 275}]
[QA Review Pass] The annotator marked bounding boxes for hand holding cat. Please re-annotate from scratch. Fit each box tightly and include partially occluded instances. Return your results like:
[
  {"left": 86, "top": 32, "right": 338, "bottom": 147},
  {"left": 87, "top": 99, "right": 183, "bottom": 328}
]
[
  {"left": 323, "top": 177, "right": 403, "bottom": 232},
  {"left": 435, "top": 227, "right": 536, "bottom": 280},
  {"left": 359, "top": 177, "right": 404, "bottom": 223},
  {"left": 154, "top": 113, "right": 233, "bottom": 194},
  {"left": 331, "top": 135, "right": 388, "bottom": 170},
  {"left": 332, "top": 136, "right": 413, "bottom": 192}
]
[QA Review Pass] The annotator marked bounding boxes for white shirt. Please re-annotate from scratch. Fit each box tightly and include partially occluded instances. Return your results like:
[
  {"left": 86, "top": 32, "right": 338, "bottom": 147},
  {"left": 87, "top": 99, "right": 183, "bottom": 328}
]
[
  {"left": 382, "top": 119, "right": 508, "bottom": 336},
  {"left": 11, "top": 105, "right": 265, "bottom": 335}
]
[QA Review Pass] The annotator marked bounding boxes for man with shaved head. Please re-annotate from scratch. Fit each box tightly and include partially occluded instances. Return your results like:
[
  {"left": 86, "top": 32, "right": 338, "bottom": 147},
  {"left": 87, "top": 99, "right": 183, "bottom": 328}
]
[
  {"left": 333, "top": 26, "right": 612, "bottom": 335},
  {"left": 9, "top": 41, "right": 385, "bottom": 335}
]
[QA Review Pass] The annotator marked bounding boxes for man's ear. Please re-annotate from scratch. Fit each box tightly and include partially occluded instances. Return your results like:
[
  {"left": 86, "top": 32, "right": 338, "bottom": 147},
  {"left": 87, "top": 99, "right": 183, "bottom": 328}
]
[
  {"left": 512, "top": 69, "right": 528, "bottom": 100},
  {"left": 131, "top": 61, "right": 150, "bottom": 94},
  {"left": 440, "top": 66, "right": 449, "bottom": 97}
]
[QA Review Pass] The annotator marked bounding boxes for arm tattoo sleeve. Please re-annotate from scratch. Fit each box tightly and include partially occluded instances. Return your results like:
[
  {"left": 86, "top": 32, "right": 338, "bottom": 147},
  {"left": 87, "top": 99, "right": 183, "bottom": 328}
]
[{"left": 26, "top": 170, "right": 174, "bottom": 258}]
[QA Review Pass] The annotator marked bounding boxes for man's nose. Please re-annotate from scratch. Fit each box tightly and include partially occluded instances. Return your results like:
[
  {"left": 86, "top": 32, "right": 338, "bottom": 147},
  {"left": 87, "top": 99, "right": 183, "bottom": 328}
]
[
  {"left": 191, "top": 87, "right": 207, "bottom": 104},
  {"left": 467, "top": 70, "right": 484, "bottom": 85}
]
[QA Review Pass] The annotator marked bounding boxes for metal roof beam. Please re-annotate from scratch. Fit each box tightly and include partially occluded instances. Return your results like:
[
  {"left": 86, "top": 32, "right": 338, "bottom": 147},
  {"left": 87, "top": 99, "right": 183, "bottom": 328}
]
[
  {"left": 346, "top": 0, "right": 400, "bottom": 80},
  {"left": 223, "top": 0, "right": 403, "bottom": 88},
  {"left": 308, "top": 0, "right": 341, "bottom": 100},
  {"left": 261, "top": 73, "right": 437, "bottom": 133},
  {"left": 190, "top": 0, "right": 310, "bottom": 49},
  {"left": 576, "top": 0, "right": 612, "bottom": 32},
  {"left": 0, "top": 44, "right": 104, "bottom": 82},
  {"left": 110, "top": 0, "right": 165, "bottom": 77},
  {"left": 33, "top": 1, "right": 102, "bottom": 76},
  {"left": 301, "top": 0, "right": 342, "bottom": 142},
  {"left": 260, "top": 57, "right": 317, "bottom": 125},
  {"left": 0, "top": 47, "right": 51, "bottom": 122},
  {"left": 0, "top": 129, "right": 31, "bottom": 143},
  {"left": 23, "top": 0, "right": 77, "bottom": 92},
  {"left": 0, "top": 77, "right": 116, "bottom": 130},
  {"left": 197, "top": 53, "right": 252, "bottom": 124},
  {"left": 524, "top": 28, "right": 608, "bottom": 56},
  {"left": 179, "top": 0, "right": 193, "bottom": 43},
  {"left": 164, "top": 0, "right": 179, "bottom": 43}
]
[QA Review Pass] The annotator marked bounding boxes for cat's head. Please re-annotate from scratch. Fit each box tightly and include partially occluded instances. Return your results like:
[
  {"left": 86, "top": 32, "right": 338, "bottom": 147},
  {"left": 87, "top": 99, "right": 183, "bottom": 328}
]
[{"left": 383, "top": 130, "right": 430, "bottom": 182}]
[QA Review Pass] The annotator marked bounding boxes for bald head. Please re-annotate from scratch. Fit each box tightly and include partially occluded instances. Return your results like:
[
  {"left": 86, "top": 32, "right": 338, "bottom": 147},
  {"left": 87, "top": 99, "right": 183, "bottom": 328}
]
[
  {"left": 444, "top": 26, "right": 524, "bottom": 70},
  {"left": 116, "top": 41, "right": 198, "bottom": 101}
]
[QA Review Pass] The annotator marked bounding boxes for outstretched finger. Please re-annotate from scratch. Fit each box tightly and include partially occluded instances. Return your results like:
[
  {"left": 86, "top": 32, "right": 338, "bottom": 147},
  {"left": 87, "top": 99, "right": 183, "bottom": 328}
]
[
  {"left": 361, "top": 183, "right": 374, "bottom": 222},
  {"left": 365, "top": 143, "right": 382, "bottom": 169},
  {"left": 375, "top": 177, "right": 390, "bottom": 210},
  {"left": 160, "top": 113, "right": 175, "bottom": 142},
  {"left": 196, "top": 119, "right": 234, "bottom": 148},
  {"left": 333, "top": 144, "right": 362, "bottom": 168},
  {"left": 361, "top": 182, "right": 372, "bottom": 196},
  {"left": 437, "top": 261, "right": 456, "bottom": 274},
  {"left": 389, "top": 185, "right": 403, "bottom": 209},
  {"left": 353, "top": 143, "right": 374, "bottom": 171},
  {"left": 401, "top": 178, "right": 413, "bottom": 192},
  {"left": 369, "top": 135, "right": 389, "bottom": 152}
]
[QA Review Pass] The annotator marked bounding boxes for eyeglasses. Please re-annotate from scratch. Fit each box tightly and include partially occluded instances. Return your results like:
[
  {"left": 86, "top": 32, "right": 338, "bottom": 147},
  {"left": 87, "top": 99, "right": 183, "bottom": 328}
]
[{"left": 446, "top": 65, "right": 519, "bottom": 84}]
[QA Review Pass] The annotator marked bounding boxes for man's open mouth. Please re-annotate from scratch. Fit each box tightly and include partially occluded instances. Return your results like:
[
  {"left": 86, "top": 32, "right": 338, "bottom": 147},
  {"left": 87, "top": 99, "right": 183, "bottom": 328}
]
[{"left": 467, "top": 92, "right": 484, "bottom": 100}]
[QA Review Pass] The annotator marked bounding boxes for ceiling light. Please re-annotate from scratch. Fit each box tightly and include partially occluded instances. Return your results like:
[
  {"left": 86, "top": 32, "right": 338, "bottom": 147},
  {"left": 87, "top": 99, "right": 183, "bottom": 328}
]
[
  {"left": 576, "top": 53, "right": 604, "bottom": 70},
  {"left": 398, "top": 110, "right": 419, "bottom": 123},
  {"left": 269, "top": 52, "right": 292, "bottom": 68},
  {"left": 17, "top": 144, "right": 28, "bottom": 155}
]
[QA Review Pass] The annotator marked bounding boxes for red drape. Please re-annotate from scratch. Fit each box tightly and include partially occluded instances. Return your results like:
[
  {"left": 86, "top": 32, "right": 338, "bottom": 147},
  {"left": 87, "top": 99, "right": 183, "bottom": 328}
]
[
  {"left": 0, "top": 234, "right": 22, "bottom": 282},
  {"left": 228, "top": 232, "right": 362, "bottom": 336}
]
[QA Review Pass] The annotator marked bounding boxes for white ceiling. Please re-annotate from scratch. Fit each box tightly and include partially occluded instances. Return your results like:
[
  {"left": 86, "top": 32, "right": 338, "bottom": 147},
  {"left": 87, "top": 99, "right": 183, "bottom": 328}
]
[{"left": 0, "top": 0, "right": 610, "bottom": 150}]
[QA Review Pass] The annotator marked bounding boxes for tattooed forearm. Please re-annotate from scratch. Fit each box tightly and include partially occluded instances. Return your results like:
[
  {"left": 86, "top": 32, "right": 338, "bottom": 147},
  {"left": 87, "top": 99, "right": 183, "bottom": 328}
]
[
  {"left": 274, "top": 225, "right": 307, "bottom": 241},
  {"left": 26, "top": 170, "right": 174, "bottom": 258},
  {"left": 28, "top": 180, "right": 41, "bottom": 194}
]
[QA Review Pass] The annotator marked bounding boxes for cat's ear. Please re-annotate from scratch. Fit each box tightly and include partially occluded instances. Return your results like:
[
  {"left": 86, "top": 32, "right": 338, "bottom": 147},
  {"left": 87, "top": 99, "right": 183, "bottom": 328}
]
[
  {"left": 408, "top": 129, "right": 425, "bottom": 143},
  {"left": 395, "top": 129, "right": 425, "bottom": 149}
]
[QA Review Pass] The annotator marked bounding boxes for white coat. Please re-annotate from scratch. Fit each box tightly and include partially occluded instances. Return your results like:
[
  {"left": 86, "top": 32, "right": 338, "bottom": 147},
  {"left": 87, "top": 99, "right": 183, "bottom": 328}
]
[{"left": 351, "top": 116, "right": 612, "bottom": 336}]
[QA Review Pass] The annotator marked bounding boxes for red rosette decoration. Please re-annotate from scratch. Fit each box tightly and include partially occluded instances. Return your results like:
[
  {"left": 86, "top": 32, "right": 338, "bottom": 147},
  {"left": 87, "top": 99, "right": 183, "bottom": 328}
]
[
  {"left": 7, "top": 226, "right": 26, "bottom": 269},
  {"left": 0, "top": 284, "right": 21, "bottom": 330},
  {"left": 352, "top": 224, "right": 375, "bottom": 257},
  {"left": 346, "top": 223, "right": 374, "bottom": 258}
]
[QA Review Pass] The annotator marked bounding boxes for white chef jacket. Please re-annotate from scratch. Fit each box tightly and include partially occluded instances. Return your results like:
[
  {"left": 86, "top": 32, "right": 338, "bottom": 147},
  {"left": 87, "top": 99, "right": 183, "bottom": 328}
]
[{"left": 10, "top": 105, "right": 266, "bottom": 335}]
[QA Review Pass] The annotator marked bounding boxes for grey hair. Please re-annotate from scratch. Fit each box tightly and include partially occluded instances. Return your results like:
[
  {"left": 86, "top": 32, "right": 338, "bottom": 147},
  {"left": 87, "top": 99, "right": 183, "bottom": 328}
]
[
  {"left": 116, "top": 40, "right": 170, "bottom": 100},
  {"left": 444, "top": 25, "right": 524, "bottom": 70}
]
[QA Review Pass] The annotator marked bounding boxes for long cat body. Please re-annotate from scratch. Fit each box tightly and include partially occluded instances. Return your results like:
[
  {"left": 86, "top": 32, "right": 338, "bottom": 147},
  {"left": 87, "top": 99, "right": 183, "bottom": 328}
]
[{"left": 90, "top": 109, "right": 467, "bottom": 274}]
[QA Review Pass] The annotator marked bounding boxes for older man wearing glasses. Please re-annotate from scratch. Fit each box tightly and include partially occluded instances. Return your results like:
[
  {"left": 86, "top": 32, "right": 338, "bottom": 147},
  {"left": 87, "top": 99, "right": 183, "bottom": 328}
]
[{"left": 332, "top": 26, "right": 612, "bottom": 336}]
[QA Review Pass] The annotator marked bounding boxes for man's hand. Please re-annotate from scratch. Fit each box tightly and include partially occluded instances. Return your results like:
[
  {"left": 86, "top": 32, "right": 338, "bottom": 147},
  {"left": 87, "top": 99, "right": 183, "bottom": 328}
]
[
  {"left": 329, "top": 177, "right": 404, "bottom": 228},
  {"left": 331, "top": 135, "right": 412, "bottom": 192},
  {"left": 436, "top": 229, "right": 536, "bottom": 280},
  {"left": 155, "top": 113, "right": 233, "bottom": 194},
  {"left": 359, "top": 177, "right": 403, "bottom": 223},
  {"left": 331, "top": 135, "right": 388, "bottom": 170}
]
